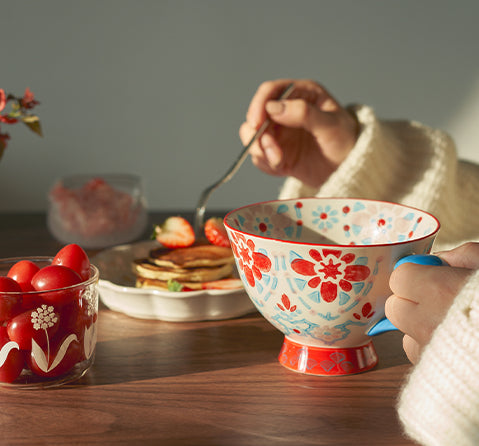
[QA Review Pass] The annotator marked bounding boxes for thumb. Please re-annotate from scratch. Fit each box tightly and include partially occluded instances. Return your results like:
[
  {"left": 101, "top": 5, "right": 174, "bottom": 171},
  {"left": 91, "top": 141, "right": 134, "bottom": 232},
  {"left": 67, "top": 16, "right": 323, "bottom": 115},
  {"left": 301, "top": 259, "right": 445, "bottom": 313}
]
[
  {"left": 437, "top": 242, "right": 479, "bottom": 269},
  {"left": 265, "top": 98, "right": 337, "bottom": 135}
]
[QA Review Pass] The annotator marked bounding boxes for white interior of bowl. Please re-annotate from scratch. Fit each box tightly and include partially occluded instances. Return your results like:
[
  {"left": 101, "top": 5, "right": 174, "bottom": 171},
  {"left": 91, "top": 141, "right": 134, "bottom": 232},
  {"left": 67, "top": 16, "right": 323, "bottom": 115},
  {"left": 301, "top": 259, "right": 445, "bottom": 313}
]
[{"left": 225, "top": 198, "right": 440, "bottom": 246}]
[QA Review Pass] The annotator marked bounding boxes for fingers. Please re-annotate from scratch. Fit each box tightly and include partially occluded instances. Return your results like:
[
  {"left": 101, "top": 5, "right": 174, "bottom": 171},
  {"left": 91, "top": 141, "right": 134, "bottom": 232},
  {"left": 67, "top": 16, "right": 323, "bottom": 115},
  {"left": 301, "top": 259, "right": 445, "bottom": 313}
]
[
  {"left": 386, "top": 263, "right": 473, "bottom": 347},
  {"left": 390, "top": 263, "right": 472, "bottom": 306},
  {"left": 238, "top": 122, "right": 284, "bottom": 176},
  {"left": 246, "top": 79, "right": 299, "bottom": 129},
  {"left": 402, "top": 335, "right": 421, "bottom": 364},
  {"left": 385, "top": 292, "right": 442, "bottom": 346},
  {"left": 264, "top": 98, "right": 339, "bottom": 136},
  {"left": 245, "top": 79, "right": 335, "bottom": 129},
  {"left": 240, "top": 78, "right": 358, "bottom": 184},
  {"left": 437, "top": 242, "right": 479, "bottom": 269}
]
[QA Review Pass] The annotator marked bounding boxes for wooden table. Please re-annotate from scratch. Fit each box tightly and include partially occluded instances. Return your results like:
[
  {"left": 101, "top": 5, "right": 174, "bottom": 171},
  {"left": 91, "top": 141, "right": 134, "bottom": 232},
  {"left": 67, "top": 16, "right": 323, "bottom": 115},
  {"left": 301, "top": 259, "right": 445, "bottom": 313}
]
[{"left": 0, "top": 213, "right": 414, "bottom": 445}]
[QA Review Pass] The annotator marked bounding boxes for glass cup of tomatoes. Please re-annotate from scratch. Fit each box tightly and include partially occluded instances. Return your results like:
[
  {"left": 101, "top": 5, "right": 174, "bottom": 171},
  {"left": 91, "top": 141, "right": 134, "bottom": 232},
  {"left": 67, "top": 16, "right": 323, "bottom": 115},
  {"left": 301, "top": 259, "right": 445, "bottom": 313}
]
[{"left": 0, "top": 244, "right": 99, "bottom": 388}]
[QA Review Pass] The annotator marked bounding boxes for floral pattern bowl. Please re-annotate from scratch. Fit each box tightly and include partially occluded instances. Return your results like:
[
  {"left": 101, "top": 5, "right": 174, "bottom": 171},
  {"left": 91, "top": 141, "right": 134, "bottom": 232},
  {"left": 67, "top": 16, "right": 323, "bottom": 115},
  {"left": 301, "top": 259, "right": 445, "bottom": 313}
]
[{"left": 224, "top": 198, "right": 440, "bottom": 375}]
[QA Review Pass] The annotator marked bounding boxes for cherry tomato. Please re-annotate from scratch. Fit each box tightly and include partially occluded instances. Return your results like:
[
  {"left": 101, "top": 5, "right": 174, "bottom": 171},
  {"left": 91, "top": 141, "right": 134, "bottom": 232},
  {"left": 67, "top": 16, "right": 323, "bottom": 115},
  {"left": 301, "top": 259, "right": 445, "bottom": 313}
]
[
  {"left": 57, "top": 297, "right": 92, "bottom": 342},
  {"left": 0, "top": 327, "right": 24, "bottom": 383},
  {"left": 20, "top": 291, "right": 44, "bottom": 311},
  {"left": 7, "top": 306, "right": 60, "bottom": 350},
  {"left": 7, "top": 260, "right": 40, "bottom": 292},
  {"left": 0, "top": 277, "right": 23, "bottom": 323},
  {"left": 31, "top": 265, "right": 83, "bottom": 306},
  {"left": 28, "top": 334, "right": 81, "bottom": 378},
  {"left": 52, "top": 244, "right": 90, "bottom": 281}
]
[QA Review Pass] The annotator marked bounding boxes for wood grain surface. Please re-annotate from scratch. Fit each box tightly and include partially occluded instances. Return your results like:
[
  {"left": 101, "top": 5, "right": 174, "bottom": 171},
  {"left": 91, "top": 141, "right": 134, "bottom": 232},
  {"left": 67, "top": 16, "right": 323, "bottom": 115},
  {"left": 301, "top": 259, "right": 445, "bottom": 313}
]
[{"left": 0, "top": 213, "right": 415, "bottom": 445}]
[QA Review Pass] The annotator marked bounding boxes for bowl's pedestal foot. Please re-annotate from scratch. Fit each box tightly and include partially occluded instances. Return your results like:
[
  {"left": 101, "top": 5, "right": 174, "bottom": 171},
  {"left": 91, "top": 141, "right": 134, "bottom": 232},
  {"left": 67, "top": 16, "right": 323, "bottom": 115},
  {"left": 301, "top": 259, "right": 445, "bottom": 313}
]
[{"left": 278, "top": 337, "right": 378, "bottom": 376}]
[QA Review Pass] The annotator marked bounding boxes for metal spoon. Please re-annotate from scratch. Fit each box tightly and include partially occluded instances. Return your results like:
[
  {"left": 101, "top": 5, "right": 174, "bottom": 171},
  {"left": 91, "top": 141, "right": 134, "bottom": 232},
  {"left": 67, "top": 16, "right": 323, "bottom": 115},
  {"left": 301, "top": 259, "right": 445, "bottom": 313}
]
[{"left": 193, "top": 82, "right": 295, "bottom": 237}]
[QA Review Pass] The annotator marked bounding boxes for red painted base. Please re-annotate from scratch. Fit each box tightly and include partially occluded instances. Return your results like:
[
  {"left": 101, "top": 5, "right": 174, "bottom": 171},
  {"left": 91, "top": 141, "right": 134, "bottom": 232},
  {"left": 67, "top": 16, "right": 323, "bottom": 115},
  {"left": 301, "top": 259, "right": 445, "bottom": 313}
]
[{"left": 278, "top": 337, "right": 378, "bottom": 376}]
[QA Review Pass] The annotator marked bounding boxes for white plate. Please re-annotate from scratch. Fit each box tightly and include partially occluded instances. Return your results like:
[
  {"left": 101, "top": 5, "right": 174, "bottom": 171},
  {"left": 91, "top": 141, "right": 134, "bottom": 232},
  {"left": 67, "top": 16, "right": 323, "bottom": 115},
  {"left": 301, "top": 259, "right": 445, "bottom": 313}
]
[{"left": 92, "top": 240, "right": 256, "bottom": 321}]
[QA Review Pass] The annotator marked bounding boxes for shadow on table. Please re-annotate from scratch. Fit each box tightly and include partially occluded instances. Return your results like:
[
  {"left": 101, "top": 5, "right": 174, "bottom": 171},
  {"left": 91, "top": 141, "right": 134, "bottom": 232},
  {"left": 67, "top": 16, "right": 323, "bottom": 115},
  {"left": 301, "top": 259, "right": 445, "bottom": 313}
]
[
  {"left": 372, "top": 330, "right": 410, "bottom": 369},
  {"left": 81, "top": 322, "right": 284, "bottom": 386},
  {"left": 79, "top": 322, "right": 409, "bottom": 386}
]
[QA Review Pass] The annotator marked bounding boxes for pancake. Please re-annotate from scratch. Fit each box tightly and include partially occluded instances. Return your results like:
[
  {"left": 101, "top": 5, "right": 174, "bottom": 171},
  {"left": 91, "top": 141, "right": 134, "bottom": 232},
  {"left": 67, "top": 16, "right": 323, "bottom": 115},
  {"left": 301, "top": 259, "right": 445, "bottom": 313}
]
[
  {"left": 148, "top": 244, "right": 234, "bottom": 268},
  {"left": 133, "top": 241, "right": 240, "bottom": 292},
  {"left": 133, "top": 258, "right": 234, "bottom": 282}
]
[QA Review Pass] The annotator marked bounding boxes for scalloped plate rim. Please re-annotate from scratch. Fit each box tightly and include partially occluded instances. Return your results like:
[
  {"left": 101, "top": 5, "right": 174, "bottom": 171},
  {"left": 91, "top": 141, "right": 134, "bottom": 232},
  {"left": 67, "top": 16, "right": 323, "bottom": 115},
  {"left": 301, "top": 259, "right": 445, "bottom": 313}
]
[{"left": 92, "top": 240, "right": 255, "bottom": 321}]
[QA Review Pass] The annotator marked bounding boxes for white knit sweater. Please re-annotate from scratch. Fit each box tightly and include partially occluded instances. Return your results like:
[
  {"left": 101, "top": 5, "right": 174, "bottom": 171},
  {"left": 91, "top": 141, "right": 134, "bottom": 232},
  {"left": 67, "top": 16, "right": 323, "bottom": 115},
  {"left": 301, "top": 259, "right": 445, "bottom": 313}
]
[{"left": 278, "top": 105, "right": 479, "bottom": 445}]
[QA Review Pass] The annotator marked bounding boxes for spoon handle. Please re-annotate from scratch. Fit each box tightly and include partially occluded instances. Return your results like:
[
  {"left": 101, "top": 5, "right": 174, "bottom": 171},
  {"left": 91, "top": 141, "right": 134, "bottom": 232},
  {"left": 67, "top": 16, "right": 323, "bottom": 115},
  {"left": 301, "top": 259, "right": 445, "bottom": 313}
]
[{"left": 194, "top": 82, "right": 295, "bottom": 237}]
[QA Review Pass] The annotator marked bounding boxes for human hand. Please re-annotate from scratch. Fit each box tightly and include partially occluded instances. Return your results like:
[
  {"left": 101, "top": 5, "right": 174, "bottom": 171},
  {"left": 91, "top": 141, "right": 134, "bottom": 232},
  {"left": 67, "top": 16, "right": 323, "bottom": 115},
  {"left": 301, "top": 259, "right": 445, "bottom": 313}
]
[
  {"left": 385, "top": 242, "right": 479, "bottom": 364},
  {"left": 239, "top": 79, "right": 359, "bottom": 189}
]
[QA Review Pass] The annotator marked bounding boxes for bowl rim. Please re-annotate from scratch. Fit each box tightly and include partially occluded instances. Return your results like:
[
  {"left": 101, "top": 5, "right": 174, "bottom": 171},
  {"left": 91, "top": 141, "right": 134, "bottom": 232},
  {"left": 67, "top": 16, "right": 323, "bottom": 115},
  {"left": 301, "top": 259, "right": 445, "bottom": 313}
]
[
  {"left": 224, "top": 196, "right": 441, "bottom": 248},
  {"left": 51, "top": 172, "right": 142, "bottom": 184},
  {"left": 98, "top": 276, "right": 246, "bottom": 299}
]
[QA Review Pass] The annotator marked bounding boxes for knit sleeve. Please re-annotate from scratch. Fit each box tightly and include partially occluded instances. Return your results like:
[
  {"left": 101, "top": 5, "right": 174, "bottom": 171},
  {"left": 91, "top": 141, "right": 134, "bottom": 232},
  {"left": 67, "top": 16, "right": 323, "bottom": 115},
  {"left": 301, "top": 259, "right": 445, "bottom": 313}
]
[
  {"left": 397, "top": 270, "right": 479, "bottom": 446},
  {"left": 278, "top": 105, "right": 479, "bottom": 251}
]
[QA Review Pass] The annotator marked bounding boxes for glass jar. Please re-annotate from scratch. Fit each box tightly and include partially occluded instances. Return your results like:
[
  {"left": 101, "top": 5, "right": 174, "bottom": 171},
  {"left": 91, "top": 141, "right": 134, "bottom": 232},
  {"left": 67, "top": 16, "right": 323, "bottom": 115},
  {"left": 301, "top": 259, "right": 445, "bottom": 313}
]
[
  {"left": 0, "top": 257, "right": 99, "bottom": 388},
  {"left": 47, "top": 173, "right": 148, "bottom": 249}
]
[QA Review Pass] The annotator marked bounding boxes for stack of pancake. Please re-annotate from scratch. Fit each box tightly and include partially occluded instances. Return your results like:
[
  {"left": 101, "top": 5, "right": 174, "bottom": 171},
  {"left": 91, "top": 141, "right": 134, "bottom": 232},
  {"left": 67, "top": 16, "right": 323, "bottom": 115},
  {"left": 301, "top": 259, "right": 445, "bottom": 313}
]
[{"left": 133, "top": 243, "right": 237, "bottom": 290}]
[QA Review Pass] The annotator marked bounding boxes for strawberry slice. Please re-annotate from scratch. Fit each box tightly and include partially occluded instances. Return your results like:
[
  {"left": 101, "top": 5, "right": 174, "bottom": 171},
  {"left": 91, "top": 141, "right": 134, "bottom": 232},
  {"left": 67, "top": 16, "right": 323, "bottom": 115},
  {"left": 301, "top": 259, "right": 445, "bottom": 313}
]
[
  {"left": 204, "top": 217, "right": 230, "bottom": 247},
  {"left": 201, "top": 278, "right": 243, "bottom": 290},
  {"left": 153, "top": 216, "right": 195, "bottom": 248}
]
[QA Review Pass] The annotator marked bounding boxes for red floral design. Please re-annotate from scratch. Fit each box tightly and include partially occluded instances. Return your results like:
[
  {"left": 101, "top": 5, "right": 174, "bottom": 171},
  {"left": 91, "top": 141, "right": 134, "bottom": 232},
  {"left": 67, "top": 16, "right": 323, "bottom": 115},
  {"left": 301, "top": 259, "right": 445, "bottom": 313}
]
[
  {"left": 353, "top": 302, "right": 375, "bottom": 320},
  {"left": 277, "top": 294, "right": 297, "bottom": 313},
  {"left": 230, "top": 232, "right": 272, "bottom": 287},
  {"left": 291, "top": 248, "right": 370, "bottom": 303}
]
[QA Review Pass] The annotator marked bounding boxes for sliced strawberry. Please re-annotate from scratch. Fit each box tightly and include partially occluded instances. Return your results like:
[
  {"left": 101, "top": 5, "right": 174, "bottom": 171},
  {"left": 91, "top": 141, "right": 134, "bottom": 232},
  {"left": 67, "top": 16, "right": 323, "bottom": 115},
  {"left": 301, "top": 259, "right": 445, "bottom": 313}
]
[
  {"left": 153, "top": 216, "right": 195, "bottom": 248},
  {"left": 204, "top": 217, "right": 230, "bottom": 247},
  {"left": 202, "top": 278, "right": 243, "bottom": 290}
]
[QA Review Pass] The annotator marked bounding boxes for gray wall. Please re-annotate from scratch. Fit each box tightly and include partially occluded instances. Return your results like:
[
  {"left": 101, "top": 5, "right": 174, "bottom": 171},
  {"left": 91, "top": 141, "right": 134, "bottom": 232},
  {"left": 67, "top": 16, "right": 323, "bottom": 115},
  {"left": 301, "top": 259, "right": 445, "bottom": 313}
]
[{"left": 2, "top": 0, "right": 478, "bottom": 213}]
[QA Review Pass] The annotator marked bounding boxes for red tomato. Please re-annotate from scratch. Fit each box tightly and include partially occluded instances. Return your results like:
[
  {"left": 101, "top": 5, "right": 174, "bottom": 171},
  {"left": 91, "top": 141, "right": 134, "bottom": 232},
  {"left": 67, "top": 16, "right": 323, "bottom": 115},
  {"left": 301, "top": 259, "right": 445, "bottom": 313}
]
[
  {"left": 1, "top": 350, "right": 25, "bottom": 384},
  {"left": 0, "top": 327, "right": 24, "bottom": 383},
  {"left": 57, "top": 298, "right": 92, "bottom": 341},
  {"left": 20, "top": 292, "right": 44, "bottom": 311},
  {"left": 7, "top": 260, "right": 40, "bottom": 292},
  {"left": 7, "top": 306, "right": 60, "bottom": 350},
  {"left": 52, "top": 244, "right": 90, "bottom": 281},
  {"left": 31, "top": 265, "right": 83, "bottom": 306},
  {"left": 0, "top": 277, "right": 23, "bottom": 323},
  {"left": 28, "top": 334, "right": 81, "bottom": 378}
]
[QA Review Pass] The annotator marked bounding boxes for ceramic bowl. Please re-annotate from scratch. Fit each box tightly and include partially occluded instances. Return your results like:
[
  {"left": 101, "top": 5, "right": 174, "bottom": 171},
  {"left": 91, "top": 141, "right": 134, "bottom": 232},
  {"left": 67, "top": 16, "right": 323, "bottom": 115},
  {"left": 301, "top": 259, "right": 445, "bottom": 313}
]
[
  {"left": 47, "top": 173, "right": 148, "bottom": 249},
  {"left": 93, "top": 241, "right": 256, "bottom": 322},
  {"left": 0, "top": 257, "right": 99, "bottom": 388},
  {"left": 224, "top": 197, "right": 440, "bottom": 375}
]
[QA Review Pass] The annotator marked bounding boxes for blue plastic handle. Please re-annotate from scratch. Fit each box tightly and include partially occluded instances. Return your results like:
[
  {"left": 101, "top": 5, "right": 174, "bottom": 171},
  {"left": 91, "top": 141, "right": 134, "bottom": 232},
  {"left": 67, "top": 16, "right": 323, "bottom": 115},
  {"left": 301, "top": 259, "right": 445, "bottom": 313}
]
[
  {"left": 367, "top": 254, "right": 448, "bottom": 336},
  {"left": 394, "top": 254, "right": 447, "bottom": 269}
]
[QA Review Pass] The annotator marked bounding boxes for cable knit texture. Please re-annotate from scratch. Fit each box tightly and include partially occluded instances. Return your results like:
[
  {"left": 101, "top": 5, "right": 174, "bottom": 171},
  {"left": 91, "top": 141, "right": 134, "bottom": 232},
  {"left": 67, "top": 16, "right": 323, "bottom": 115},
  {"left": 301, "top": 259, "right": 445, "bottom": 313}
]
[
  {"left": 398, "top": 271, "right": 479, "bottom": 446},
  {"left": 278, "top": 104, "right": 479, "bottom": 445},
  {"left": 278, "top": 104, "right": 479, "bottom": 250}
]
